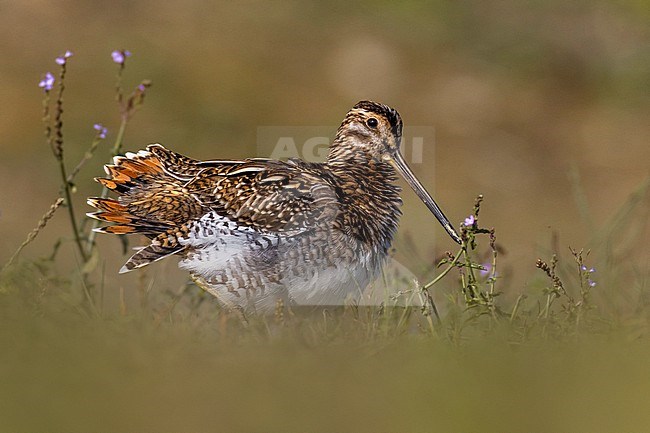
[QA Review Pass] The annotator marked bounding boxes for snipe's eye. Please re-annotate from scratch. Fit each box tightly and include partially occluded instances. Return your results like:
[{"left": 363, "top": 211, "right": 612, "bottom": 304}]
[{"left": 366, "top": 117, "right": 379, "bottom": 128}]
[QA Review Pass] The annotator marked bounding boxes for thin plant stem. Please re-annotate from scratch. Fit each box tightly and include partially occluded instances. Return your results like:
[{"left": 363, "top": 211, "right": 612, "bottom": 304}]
[
  {"left": 2, "top": 198, "right": 64, "bottom": 271},
  {"left": 509, "top": 294, "right": 525, "bottom": 322},
  {"left": 462, "top": 246, "right": 479, "bottom": 301},
  {"left": 67, "top": 135, "right": 104, "bottom": 183},
  {"left": 52, "top": 62, "right": 88, "bottom": 262},
  {"left": 488, "top": 229, "right": 497, "bottom": 296},
  {"left": 112, "top": 114, "right": 128, "bottom": 155},
  {"left": 59, "top": 156, "right": 88, "bottom": 262},
  {"left": 422, "top": 248, "right": 463, "bottom": 290},
  {"left": 42, "top": 91, "right": 54, "bottom": 155},
  {"left": 418, "top": 248, "right": 463, "bottom": 332},
  {"left": 85, "top": 116, "right": 128, "bottom": 254},
  {"left": 115, "top": 62, "right": 125, "bottom": 105},
  {"left": 79, "top": 267, "right": 101, "bottom": 318}
]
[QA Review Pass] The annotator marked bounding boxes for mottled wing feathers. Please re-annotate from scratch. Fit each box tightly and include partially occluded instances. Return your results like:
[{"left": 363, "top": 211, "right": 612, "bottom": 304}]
[
  {"left": 144, "top": 145, "right": 339, "bottom": 234},
  {"left": 185, "top": 160, "right": 339, "bottom": 234},
  {"left": 88, "top": 144, "right": 339, "bottom": 272},
  {"left": 147, "top": 143, "right": 251, "bottom": 180}
]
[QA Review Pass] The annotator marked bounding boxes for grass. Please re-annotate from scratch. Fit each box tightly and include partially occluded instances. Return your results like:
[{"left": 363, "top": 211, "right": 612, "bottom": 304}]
[
  {"left": 2, "top": 280, "right": 650, "bottom": 432},
  {"left": 1, "top": 50, "right": 649, "bottom": 432}
]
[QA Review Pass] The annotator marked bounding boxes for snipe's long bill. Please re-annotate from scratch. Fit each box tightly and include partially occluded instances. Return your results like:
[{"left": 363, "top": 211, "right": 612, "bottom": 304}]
[{"left": 87, "top": 100, "right": 461, "bottom": 311}]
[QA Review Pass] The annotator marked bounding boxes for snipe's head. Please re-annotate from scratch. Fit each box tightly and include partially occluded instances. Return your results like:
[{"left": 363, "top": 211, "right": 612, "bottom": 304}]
[
  {"left": 330, "top": 100, "right": 403, "bottom": 163},
  {"left": 330, "top": 100, "right": 462, "bottom": 244}
]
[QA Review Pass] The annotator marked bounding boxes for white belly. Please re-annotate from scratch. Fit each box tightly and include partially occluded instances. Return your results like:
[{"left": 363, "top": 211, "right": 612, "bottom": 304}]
[{"left": 176, "top": 211, "right": 384, "bottom": 311}]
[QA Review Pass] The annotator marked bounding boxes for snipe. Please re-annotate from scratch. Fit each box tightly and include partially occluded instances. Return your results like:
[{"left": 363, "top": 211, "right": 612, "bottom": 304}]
[{"left": 88, "top": 101, "right": 461, "bottom": 311}]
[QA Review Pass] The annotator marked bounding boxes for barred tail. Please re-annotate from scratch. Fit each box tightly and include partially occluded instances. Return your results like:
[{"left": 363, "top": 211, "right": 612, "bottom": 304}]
[
  {"left": 86, "top": 197, "right": 173, "bottom": 235},
  {"left": 87, "top": 145, "right": 200, "bottom": 272}
]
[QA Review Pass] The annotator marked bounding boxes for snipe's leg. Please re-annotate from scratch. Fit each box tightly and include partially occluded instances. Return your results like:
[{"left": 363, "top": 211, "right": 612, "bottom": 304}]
[{"left": 190, "top": 274, "right": 249, "bottom": 327}]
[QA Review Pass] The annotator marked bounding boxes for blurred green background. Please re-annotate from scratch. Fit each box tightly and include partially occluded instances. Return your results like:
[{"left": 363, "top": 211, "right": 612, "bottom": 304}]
[
  {"left": 1, "top": 0, "right": 648, "bottom": 284},
  {"left": 1, "top": 2, "right": 650, "bottom": 431}
]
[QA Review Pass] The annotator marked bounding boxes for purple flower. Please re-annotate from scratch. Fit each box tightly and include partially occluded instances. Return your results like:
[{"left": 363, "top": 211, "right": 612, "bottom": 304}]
[
  {"left": 588, "top": 280, "right": 597, "bottom": 287},
  {"left": 479, "top": 262, "right": 492, "bottom": 276},
  {"left": 93, "top": 123, "right": 108, "bottom": 139},
  {"left": 463, "top": 215, "right": 475, "bottom": 227},
  {"left": 111, "top": 49, "right": 131, "bottom": 65},
  {"left": 137, "top": 83, "right": 146, "bottom": 92},
  {"left": 55, "top": 50, "right": 73, "bottom": 65},
  {"left": 38, "top": 72, "right": 55, "bottom": 91},
  {"left": 581, "top": 265, "right": 596, "bottom": 273}
]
